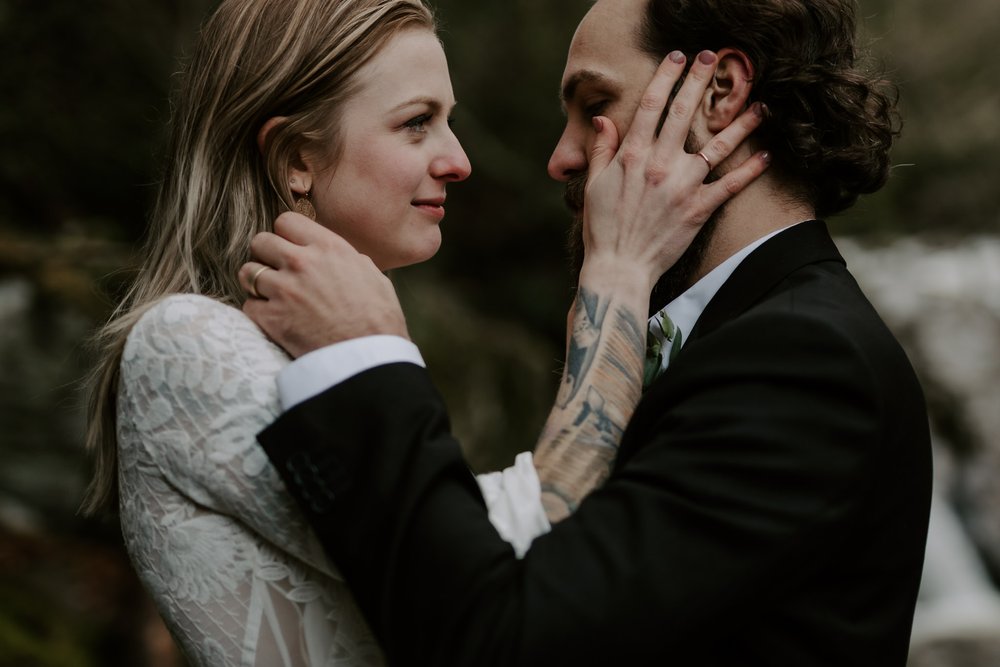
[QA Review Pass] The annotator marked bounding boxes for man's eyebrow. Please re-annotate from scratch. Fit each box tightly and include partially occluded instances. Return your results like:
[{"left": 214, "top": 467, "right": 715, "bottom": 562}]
[{"left": 560, "top": 69, "right": 619, "bottom": 108}]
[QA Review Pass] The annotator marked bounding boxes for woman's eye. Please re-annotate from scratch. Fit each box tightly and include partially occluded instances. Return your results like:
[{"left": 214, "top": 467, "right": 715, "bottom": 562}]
[{"left": 404, "top": 113, "right": 432, "bottom": 133}]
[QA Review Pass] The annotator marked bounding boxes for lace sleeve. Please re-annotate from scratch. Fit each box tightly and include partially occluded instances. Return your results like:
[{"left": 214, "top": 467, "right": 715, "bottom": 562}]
[{"left": 120, "top": 294, "right": 335, "bottom": 579}]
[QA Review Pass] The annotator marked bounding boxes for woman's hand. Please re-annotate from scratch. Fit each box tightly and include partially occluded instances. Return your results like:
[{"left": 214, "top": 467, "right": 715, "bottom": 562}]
[{"left": 582, "top": 50, "right": 770, "bottom": 291}]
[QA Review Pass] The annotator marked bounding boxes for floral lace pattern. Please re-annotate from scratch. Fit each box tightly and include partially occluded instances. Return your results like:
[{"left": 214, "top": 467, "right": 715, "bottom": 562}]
[{"left": 118, "top": 294, "right": 385, "bottom": 666}]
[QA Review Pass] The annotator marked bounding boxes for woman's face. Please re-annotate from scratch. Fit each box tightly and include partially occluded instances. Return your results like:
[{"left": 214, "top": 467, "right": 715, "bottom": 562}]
[{"left": 310, "top": 28, "right": 471, "bottom": 271}]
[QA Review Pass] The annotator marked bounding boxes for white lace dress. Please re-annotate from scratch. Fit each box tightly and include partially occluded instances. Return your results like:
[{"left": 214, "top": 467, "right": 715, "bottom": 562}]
[{"left": 117, "top": 294, "right": 546, "bottom": 667}]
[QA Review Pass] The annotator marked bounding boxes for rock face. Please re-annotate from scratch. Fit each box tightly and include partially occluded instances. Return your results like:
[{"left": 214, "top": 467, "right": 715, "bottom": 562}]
[{"left": 839, "top": 236, "right": 1000, "bottom": 664}]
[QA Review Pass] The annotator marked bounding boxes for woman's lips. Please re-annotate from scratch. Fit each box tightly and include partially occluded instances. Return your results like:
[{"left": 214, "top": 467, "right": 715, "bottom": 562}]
[{"left": 412, "top": 198, "right": 446, "bottom": 219}]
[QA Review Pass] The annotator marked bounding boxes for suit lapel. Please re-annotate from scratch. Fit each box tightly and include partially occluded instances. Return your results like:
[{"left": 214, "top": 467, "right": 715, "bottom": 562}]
[{"left": 687, "top": 220, "right": 845, "bottom": 343}]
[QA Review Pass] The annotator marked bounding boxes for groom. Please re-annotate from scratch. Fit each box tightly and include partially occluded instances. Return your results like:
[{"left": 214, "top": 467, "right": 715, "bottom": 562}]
[{"left": 244, "top": 0, "right": 931, "bottom": 664}]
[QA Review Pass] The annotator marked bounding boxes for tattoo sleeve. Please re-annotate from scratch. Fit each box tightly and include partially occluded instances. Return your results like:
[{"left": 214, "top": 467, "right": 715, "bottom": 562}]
[{"left": 533, "top": 285, "right": 646, "bottom": 522}]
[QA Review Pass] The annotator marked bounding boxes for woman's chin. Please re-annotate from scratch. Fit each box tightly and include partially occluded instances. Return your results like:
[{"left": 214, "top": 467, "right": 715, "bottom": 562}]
[{"left": 382, "top": 234, "right": 443, "bottom": 271}]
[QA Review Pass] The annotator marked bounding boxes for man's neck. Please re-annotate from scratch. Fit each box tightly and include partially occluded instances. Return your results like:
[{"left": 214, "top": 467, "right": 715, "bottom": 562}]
[{"left": 690, "top": 174, "right": 815, "bottom": 286}]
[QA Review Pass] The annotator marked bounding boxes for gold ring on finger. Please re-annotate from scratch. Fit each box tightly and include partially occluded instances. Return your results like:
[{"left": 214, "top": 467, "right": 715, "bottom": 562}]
[
  {"left": 249, "top": 266, "right": 271, "bottom": 299},
  {"left": 696, "top": 151, "right": 713, "bottom": 170}
]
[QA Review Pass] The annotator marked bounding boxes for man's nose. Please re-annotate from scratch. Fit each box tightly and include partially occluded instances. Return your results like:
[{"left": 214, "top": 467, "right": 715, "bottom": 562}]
[{"left": 547, "top": 126, "right": 588, "bottom": 182}]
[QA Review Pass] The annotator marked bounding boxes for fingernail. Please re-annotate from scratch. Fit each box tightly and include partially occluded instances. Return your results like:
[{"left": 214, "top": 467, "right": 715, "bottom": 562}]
[
  {"left": 752, "top": 102, "right": 763, "bottom": 117},
  {"left": 761, "top": 103, "right": 769, "bottom": 117},
  {"left": 592, "top": 117, "right": 604, "bottom": 133},
  {"left": 698, "top": 50, "right": 716, "bottom": 65},
  {"left": 668, "top": 50, "right": 685, "bottom": 64},
  {"left": 761, "top": 151, "right": 772, "bottom": 164}
]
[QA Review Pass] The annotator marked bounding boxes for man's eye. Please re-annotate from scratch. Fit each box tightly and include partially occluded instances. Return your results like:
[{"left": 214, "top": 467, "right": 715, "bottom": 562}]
[
  {"left": 585, "top": 100, "right": 609, "bottom": 118},
  {"left": 405, "top": 113, "right": 432, "bottom": 133}
]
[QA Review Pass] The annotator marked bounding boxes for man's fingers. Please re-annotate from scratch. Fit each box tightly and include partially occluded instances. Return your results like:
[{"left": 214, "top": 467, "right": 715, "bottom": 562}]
[
  {"left": 587, "top": 116, "right": 621, "bottom": 183},
  {"left": 696, "top": 102, "right": 767, "bottom": 171},
  {"left": 622, "top": 50, "right": 689, "bottom": 147},
  {"left": 701, "top": 150, "right": 772, "bottom": 211}
]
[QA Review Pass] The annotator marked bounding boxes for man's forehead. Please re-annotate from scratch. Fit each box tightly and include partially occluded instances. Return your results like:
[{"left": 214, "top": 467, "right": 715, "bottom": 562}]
[
  {"left": 574, "top": 0, "right": 648, "bottom": 46},
  {"left": 560, "top": 0, "right": 652, "bottom": 100}
]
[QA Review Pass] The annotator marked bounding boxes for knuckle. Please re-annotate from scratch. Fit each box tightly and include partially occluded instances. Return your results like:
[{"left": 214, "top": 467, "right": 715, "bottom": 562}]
[
  {"left": 284, "top": 252, "right": 305, "bottom": 273},
  {"left": 668, "top": 101, "right": 691, "bottom": 120},
  {"left": 644, "top": 163, "right": 668, "bottom": 185},
  {"left": 249, "top": 235, "right": 263, "bottom": 254},
  {"left": 709, "top": 138, "right": 731, "bottom": 158},
  {"left": 274, "top": 211, "right": 297, "bottom": 232},
  {"left": 722, "top": 174, "right": 743, "bottom": 195},
  {"left": 638, "top": 94, "right": 665, "bottom": 113},
  {"left": 618, "top": 146, "right": 642, "bottom": 168}
]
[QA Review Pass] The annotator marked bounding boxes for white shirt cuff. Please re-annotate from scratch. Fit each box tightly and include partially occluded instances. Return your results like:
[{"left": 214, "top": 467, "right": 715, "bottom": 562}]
[
  {"left": 277, "top": 335, "right": 425, "bottom": 411},
  {"left": 475, "top": 452, "right": 551, "bottom": 558}
]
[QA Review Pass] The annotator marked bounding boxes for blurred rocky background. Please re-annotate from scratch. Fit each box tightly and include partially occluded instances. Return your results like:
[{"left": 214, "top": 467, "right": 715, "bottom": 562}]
[{"left": 1, "top": 0, "right": 998, "bottom": 664}]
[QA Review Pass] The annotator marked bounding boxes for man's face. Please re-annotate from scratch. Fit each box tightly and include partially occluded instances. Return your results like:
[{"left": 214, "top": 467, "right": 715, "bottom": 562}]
[
  {"left": 551, "top": 0, "right": 718, "bottom": 304},
  {"left": 548, "top": 0, "right": 657, "bottom": 187}
]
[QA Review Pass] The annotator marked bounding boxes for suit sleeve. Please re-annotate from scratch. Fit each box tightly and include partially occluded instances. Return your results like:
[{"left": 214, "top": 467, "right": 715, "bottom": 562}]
[{"left": 258, "top": 311, "right": 885, "bottom": 665}]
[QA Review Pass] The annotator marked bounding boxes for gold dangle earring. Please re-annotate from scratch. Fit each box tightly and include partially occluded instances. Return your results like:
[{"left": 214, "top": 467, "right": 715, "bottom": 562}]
[
  {"left": 290, "top": 177, "right": 316, "bottom": 220},
  {"left": 294, "top": 190, "right": 316, "bottom": 220}
]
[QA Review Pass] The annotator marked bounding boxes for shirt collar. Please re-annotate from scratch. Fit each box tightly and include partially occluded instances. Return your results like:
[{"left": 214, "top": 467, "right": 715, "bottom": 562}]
[{"left": 653, "top": 223, "right": 804, "bottom": 344}]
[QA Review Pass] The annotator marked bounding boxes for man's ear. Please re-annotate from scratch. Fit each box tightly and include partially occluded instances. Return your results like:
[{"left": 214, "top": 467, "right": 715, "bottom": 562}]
[
  {"left": 257, "top": 116, "right": 313, "bottom": 196},
  {"left": 705, "top": 48, "right": 755, "bottom": 133}
]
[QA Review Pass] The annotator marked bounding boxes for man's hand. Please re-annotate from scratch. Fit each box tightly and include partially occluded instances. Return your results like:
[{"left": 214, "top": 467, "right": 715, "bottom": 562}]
[
  {"left": 239, "top": 212, "right": 408, "bottom": 359},
  {"left": 583, "top": 50, "right": 770, "bottom": 290}
]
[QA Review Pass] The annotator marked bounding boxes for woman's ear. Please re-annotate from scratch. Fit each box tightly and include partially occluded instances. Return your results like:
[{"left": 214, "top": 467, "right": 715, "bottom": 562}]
[
  {"left": 258, "top": 116, "right": 312, "bottom": 195},
  {"left": 705, "top": 48, "right": 755, "bottom": 133}
]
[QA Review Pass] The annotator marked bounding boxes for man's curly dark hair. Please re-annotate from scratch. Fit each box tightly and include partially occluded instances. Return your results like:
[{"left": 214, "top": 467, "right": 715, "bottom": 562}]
[{"left": 641, "top": 0, "right": 901, "bottom": 217}]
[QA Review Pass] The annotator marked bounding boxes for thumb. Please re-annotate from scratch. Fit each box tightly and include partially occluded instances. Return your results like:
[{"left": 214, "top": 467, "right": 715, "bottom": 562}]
[{"left": 587, "top": 116, "right": 620, "bottom": 183}]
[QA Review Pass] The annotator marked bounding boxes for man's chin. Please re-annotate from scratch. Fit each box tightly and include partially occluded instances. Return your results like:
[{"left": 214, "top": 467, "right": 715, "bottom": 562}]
[
  {"left": 566, "top": 207, "right": 720, "bottom": 315},
  {"left": 648, "top": 212, "right": 718, "bottom": 313}
]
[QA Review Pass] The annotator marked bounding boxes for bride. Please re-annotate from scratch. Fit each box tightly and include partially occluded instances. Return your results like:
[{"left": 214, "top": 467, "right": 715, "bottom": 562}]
[
  {"left": 83, "top": 2, "right": 480, "bottom": 663},
  {"left": 83, "top": 0, "right": 763, "bottom": 664}
]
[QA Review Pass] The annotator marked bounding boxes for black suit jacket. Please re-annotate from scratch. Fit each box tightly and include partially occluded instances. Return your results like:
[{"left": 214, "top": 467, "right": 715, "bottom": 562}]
[{"left": 259, "top": 221, "right": 932, "bottom": 666}]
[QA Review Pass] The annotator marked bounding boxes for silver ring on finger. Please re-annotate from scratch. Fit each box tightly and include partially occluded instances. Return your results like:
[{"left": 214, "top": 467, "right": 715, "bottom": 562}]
[
  {"left": 696, "top": 151, "right": 713, "bottom": 170},
  {"left": 249, "top": 266, "right": 271, "bottom": 299}
]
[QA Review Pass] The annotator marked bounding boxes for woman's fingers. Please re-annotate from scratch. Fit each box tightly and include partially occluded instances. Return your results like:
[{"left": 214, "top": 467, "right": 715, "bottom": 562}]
[
  {"left": 620, "top": 50, "right": 689, "bottom": 149},
  {"left": 239, "top": 261, "right": 275, "bottom": 299},
  {"left": 654, "top": 50, "right": 719, "bottom": 149},
  {"left": 272, "top": 211, "right": 339, "bottom": 247},
  {"left": 586, "top": 116, "right": 621, "bottom": 185},
  {"left": 696, "top": 102, "right": 767, "bottom": 172},
  {"left": 701, "top": 150, "right": 772, "bottom": 213},
  {"left": 248, "top": 231, "right": 299, "bottom": 269}
]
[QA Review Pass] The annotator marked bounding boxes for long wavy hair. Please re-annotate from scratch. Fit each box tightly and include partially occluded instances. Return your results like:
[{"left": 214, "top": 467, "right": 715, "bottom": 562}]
[
  {"left": 641, "top": 0, "right": 901, "bottom": 217},
  {"left": 82, "top": 0, "right": 436, "bottom": 515}
]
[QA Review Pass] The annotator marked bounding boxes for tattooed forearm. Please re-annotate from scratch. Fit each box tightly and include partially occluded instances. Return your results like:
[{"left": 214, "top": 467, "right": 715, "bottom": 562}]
[
  {"left": 556, "top": 287, "right": 608, "bottom": 408},
  {"left": 535, "top": 286, "right": 647, "bottom": 522}
]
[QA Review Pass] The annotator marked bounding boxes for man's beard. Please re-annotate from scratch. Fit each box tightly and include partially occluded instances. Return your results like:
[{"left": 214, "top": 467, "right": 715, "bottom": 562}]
[{"left": 564, "top": 170, "right": 721, "bottom": 316}]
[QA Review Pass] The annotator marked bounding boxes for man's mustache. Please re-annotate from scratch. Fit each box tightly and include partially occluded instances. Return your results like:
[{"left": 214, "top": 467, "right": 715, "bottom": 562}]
[{"left": 563, "top": 172, "right": 588, "bottom": 214}]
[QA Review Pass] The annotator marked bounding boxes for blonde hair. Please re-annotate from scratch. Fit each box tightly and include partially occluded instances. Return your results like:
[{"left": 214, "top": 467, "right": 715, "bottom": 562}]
[{"left": 82, "top": 0, "right": 436, "bottom": 515}]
